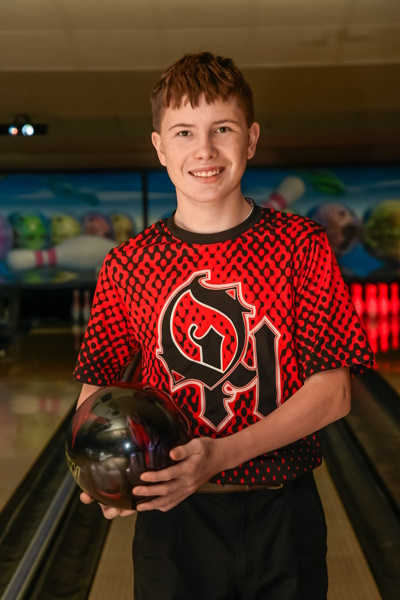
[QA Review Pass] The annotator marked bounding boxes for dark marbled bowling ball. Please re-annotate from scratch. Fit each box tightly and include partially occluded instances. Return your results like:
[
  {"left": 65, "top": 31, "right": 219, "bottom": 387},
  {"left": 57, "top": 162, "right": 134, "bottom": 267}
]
[{"left": 65, "top": 383, "right": 193, "bottom": 510}]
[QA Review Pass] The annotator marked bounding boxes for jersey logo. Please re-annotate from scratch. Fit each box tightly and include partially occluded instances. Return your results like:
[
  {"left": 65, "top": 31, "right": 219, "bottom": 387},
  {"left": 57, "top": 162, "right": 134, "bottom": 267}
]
[{"left": 156, "top": 271, "right": 281, "bottom": 432}]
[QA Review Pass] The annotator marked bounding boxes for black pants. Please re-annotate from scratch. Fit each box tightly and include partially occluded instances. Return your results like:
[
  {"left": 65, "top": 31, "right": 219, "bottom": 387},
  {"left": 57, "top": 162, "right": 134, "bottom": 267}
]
[{"left": 132, "top": 472, "right": 328, "bottom": 600}]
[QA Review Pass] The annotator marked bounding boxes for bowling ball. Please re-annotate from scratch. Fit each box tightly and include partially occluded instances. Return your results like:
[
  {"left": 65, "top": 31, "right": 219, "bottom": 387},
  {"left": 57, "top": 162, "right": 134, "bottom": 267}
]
[
  {"left": 363, "top": 199, "right": 400, "bottom": 263},
  {"left": 81, "top": 211, "right": 114, "bottom": 239},
  {"left": 9, "top": 212, "right": 49, "bottom": 250},
  {"left": 51, "top": 214, "right": 82, "bottom": 245},
  {"left": 65, "top": 383, "right": 193, "bottom": 510},
  {"left": 307, "top": 203, "right": 362, "bottom": 258},
  {"left": 110, "top": 213, "right": 135, "bottom": 244}
]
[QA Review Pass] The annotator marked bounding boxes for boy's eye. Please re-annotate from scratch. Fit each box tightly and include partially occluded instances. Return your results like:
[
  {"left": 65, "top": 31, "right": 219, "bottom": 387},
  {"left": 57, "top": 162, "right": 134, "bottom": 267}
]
[
  {"left": 177, "top": 130, "right": 190, "bottom": 137},
  {"left": 216, "top": 126, "right": 230, "bottom": 133}
]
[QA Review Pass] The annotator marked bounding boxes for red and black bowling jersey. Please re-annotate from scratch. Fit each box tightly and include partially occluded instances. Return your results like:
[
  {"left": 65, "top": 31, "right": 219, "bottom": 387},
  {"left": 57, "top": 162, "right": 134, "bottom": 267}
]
[{"left": 73, "top": 203, "right": 374, "bottom": 485}]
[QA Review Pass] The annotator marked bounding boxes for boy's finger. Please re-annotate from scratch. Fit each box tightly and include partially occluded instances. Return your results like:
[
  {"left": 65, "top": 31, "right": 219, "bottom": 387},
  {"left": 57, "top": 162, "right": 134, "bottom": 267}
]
[
  {"left": 169, "top": 445, "right": 188, "bottom": 461},
  {"left": 100, "top": 505, "right": 124, "bottom": 519},
  {"left": 80, "top": 491, "right": 94, "bottom": 504}
]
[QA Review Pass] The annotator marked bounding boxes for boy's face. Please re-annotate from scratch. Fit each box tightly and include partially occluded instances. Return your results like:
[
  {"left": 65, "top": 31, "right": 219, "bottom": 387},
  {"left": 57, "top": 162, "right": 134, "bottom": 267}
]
[{"left": 152, "top": 96, "right": 259, "bottom": 208}]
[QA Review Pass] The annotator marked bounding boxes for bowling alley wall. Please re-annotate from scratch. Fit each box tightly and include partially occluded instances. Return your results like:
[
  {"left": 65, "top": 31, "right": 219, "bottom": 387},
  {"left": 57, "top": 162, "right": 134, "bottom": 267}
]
[
  {"left": 0, "top": 165, "right": 399, "bottom": 351},
  {"left": 2, "top": 166, "right": 399, "bottom": 283}
]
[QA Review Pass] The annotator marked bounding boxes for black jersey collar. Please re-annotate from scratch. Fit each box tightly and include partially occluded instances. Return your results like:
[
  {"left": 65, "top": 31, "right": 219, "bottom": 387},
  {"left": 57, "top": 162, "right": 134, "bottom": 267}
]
[{"left": 167, "top": 201, "right": 262, "bottom": 245}]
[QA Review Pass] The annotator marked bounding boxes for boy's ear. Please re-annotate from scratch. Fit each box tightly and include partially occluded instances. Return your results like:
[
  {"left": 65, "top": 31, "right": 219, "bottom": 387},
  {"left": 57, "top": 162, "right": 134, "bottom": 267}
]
[
  {"left": 151, "top": 132, "right": 167, "bottom": 167},
  {"left": 247, "top": 122, "right": 260, "bottom": 160}
]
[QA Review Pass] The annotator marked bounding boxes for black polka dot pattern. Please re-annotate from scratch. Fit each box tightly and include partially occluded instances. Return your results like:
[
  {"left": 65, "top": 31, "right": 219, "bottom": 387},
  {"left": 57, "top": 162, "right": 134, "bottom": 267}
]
[{"left": 73, "top": 204, "right": 375, "bottom": 485}]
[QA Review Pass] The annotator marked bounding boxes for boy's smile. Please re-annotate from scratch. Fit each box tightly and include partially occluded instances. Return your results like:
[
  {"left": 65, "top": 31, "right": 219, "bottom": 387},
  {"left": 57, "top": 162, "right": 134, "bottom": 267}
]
[
  {"left": 151, "top": 96, "right": 259, "bottom": 230},
  {"left": 190, "top": 167, "right": 224, "bottom": 178}
]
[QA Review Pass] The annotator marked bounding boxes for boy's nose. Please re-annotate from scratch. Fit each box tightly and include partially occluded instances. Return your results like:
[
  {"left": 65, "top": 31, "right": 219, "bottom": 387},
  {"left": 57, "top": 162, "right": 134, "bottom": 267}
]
[{"left": 194, "top": 134, "right": 217, "bottom": 159}]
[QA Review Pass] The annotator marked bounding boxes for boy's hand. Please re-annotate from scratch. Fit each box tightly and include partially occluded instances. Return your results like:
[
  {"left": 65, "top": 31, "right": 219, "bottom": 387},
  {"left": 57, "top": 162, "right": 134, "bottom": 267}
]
[
  {"left": 80, "top": 491, "right": 136, "bottom": 519},
  {"left": 132, "top": 437, "right": 225, "bottom": 513}
]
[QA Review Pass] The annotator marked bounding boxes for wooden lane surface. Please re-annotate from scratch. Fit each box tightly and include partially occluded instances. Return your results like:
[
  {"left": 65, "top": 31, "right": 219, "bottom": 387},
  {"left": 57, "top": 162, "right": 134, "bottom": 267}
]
[{"left": 0, "top": 327, "right": 82, "bottom": 511}]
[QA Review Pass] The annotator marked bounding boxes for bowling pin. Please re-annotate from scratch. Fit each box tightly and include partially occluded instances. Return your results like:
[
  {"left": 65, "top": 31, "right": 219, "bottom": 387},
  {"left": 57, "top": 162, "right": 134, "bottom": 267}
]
[
  {"left": 38, "top": 395, "right": 61, "bottom": 413},
  {"left": 0, "top": 304, "right": 10, "bottom": 327},
  {"left": 391, "top": 317, "right": 400, "bottom": 350},
  {"left": 72, "top": 323, "right": 83, "bottom": 352},
  {"left": 377, "top": 283, "right": 390, "bottom": 318},
  {"left": 390, "top": 283, "right": 400, "bottom": 317},
  {"left": 82, "top": 290, "right": 92, "bottom": 324},
  {"left": 5, "top": 235, "right": 116, "bottom": 272},
  {"left": 379, "top": 316, "right": 390, "bottom": 353},
  {"left": 71, "top": 289, "right": 81, "bottom": 323},
  {"left": 264, "top": 176, "right": 306, "bottom": 211},
  {"left": 365, "top": 283, "right": 378, "bottom": 319},
  {"left": 350, "top": 283, "right": 364, "bottom": 318},
  {"left": 364, "top": 317, "right": 379, "bottom": 355}
]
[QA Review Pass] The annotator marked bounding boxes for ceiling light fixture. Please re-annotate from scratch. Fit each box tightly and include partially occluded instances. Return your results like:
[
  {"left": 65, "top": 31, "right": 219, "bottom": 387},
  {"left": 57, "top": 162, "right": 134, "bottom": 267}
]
[{"left": 0, "top": 114, "right": 48, "bottom": 137}]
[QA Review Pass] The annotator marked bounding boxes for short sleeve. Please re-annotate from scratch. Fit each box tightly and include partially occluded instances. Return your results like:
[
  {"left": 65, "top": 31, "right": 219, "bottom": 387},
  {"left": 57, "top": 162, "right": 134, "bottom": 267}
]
[
  {"left": 73, "top": 250, "right": 140, "bottom": 386},
  {"left": 293, "top": 227, "right": 375, "bottom": 380}
]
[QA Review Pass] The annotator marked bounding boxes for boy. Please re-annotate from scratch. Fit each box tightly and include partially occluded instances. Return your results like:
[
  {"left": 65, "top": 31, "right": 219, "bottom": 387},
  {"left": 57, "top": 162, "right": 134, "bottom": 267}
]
[{"left": 74, "top": 52, "right": 374, "bottom": 599}]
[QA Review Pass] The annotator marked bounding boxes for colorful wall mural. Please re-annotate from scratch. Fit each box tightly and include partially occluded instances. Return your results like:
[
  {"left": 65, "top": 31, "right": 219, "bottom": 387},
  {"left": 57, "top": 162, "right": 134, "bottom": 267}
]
[
  {"left": 0, "top": 172, "right": 143, "bottom": 285},
  {"left": 0, "top": 166, "right": 399, "bottom": 285}
]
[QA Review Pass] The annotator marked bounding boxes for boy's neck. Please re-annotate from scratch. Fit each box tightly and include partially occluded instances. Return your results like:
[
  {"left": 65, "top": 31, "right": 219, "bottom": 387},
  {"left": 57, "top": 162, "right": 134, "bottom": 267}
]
[{"left": 173, "top": 197, "right": 253, "bottom": 235}]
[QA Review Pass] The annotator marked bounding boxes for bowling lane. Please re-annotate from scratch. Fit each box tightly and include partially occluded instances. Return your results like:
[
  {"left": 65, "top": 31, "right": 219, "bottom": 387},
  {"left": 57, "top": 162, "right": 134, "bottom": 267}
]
[
  {"left": 0, "top": 326, "right": 82, "bottom": 511},
  {"left": 375, "top": 348, "right": 400, "bottom": 392},
  {"left": 316, "top": 464, "right": 382, "bottom": 600},
  {"left": 361, "top": 306, "right": 400, "bottom": 404},
  {"left": 350, "top": 281, "right": 400, "bottom": 383}
]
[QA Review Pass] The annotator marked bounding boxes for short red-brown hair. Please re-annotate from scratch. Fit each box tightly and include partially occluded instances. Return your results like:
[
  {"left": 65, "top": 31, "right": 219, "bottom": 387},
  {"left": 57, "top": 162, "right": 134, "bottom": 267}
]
[{"left": 150, "top": 52, "right": 255, "bottom": 132}]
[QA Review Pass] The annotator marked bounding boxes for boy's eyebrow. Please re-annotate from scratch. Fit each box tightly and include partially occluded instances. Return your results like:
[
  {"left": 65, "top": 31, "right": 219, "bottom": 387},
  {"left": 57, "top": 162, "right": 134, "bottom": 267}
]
[
  {"left": 168, "top": 123, "right": 194, "bottom": 130},
  {"left": 168, "top": 119, "right": 240, "bottom": 131}
]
